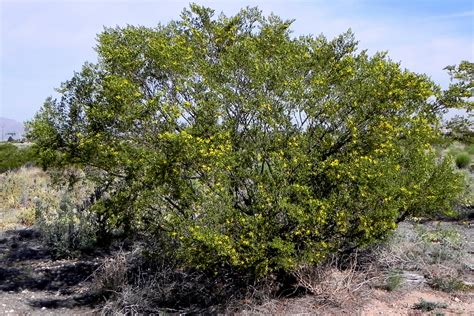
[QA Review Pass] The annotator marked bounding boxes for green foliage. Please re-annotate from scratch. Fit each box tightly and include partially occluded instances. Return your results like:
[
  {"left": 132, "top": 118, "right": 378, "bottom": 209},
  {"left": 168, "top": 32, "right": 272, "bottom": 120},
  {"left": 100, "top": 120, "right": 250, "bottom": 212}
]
[
  {"left": 384, "top": 269, "right": 403, "bottom": 291},
  {"left": 35, "top": 192, "right": 98, "bottom": 258},
  {"left": 413, "top": 224, "right": 465, "bottom": 264},
  {"left": 428, "top": 277, "right": 467, "bottom": 293},
  {"left": 0, "top": 143, "right": 37, "bottom": 172},
  {"left": 467, "top": 144, "right": 474, "bottom": 155},
  {"left": 27, "top": 5, "right": 465, "bottom": 276},
  {"left": 440, "top": 61, "right": 473, "bottom": 111},
  {"left": 413, "top": 299, "right": 447, "bottom": 312},
  {"left": 455, "top": 152, "right": 471, "bottom": 169},
  {"left": 444, "top": 115, "right": 474, "bottom": 144}
]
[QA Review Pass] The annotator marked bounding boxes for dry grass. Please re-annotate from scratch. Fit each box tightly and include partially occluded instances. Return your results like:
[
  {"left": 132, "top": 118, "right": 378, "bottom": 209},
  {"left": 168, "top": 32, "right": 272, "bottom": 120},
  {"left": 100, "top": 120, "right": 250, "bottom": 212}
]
[
  {"left": 89, "top": 248, "right": 376, "bottom": 314},
  {"left": 225, "top": 253, "right": 378, "bottom": 314},
  {"left": 236, "top": 219, "right": 473, "bottom": 314},
  {"left": 0, "top": 167, "right": 57, "bottom": 230},
  {"left": 88, "top": 249, "right": 151, "bottom": 316},
  {"left": 0, "top": 167, "right": 92, "bottom": 229},
  {"left": 0, "top": 167, "right": 98, "bottom": 257},
  {"left": 90, "top": 250, "right": 129, "bottom": 295},
  {"left": 374, "top": 221, "right": 472, "bottom": 293},
  {"left": 88, "top": 219, "right": 474, "bottom": 314},
  {"left": 292, "top": 255, "right": 377, "bottom": 307},
  {"left": 90, "top": 246, "right": 236, "bottom": 314}
]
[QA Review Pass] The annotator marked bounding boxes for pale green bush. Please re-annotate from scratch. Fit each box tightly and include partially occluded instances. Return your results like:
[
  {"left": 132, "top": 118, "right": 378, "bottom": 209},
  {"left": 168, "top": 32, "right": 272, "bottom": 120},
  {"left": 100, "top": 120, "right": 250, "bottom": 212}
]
[
  {"left": 35, "top": 192, "right": 99, "bottom": 257},
  {"left": 0, "top": 166, "right": 98, "bottom": 257}
]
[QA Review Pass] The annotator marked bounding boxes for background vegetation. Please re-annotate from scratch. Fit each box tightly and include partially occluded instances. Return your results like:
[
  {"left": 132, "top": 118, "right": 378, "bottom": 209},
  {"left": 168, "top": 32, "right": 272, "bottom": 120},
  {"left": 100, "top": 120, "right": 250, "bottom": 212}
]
[{"left": 0, "top": 143, "right": 37, "bottom": 172}]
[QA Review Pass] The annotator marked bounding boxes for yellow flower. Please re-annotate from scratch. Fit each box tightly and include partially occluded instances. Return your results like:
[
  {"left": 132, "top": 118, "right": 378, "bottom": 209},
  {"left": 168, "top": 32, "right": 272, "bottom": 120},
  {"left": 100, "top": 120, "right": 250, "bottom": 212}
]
[{"left": 330, "top": 159, "right": 340, "bottom": 167}]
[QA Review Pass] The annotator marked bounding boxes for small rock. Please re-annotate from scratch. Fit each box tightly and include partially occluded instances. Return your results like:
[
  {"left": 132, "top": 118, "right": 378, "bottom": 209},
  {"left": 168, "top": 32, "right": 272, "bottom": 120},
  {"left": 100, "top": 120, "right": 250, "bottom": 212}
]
[
  {"left": 403, "top": 272, "right": 426, "bottom": 284},
  {"left": 453, "top": 297, "right": 461, "bottom": 302},
  {"left": 41, "top": 307, "right": 47, "bottom": 310}
]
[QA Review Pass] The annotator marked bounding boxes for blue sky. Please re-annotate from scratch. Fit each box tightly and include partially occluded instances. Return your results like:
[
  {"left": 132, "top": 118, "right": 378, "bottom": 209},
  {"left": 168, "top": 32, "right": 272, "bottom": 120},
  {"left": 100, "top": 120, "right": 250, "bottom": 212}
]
[{"left": 1, "top": 0, "right": 473, "bottom": 122}]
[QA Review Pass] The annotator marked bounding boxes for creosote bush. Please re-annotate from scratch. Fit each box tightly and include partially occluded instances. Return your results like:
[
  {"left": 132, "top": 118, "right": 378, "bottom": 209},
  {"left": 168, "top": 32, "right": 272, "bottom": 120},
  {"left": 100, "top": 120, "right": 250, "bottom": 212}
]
[{"left": 27, "top": 5, "right": 467, "bottom": 276}]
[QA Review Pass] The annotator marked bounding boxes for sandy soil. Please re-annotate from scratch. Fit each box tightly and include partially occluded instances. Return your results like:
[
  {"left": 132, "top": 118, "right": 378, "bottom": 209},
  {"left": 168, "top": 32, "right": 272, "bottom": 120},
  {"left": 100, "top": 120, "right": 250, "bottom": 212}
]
[
  {"left": 0, "top": 222, "right": 472, "bottom": 315},
  {"left": 361, "top": 289, "right": 473, "bottom": 315},
  {"left": 0, "top": 228, "right": 100, "bottom": 315}
]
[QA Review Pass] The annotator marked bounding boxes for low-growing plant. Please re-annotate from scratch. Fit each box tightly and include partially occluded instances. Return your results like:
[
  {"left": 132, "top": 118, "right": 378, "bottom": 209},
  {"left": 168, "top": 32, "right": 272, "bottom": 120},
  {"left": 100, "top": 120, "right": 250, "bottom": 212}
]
[
  {"left": 16, "top": 208, "right": 36, "bottom": 226},
  {"left": 91, "top": 250, "right": 129, "bottom": 295},
  {"left": 428, "top": 276, "right": 467, "bottom": 293},
  {"left": 455, "top": 152, "right": 471, "bottom": 169},
  {"left": 375, "top": 222, "right": 469, "bottom": 294},
  {"left": 384, "top": 269, "right": 403, "bottom": 291},
  {"left": 92, "top": 247, "right": 257, "bottom": 314},
  {"left": 0, "top": 166, "right": 96, "bottom": 238},
  {"left": 416, "top": 224, "right": 463, "bottom": 261},
  {"left": 0, "top": 167, "right": 60, "bottom": 229},
  {"left": 292, "top": 254, "right": 375, "bottom": 307},
  {"left": 467, "top": 144, "right": 474, "bottom": 155},
  {"left": 413, "top": 299, "right": 447, "bottom": 312},
  {"left": 35, "top": 192, "right": 99, "bottom": 258}
]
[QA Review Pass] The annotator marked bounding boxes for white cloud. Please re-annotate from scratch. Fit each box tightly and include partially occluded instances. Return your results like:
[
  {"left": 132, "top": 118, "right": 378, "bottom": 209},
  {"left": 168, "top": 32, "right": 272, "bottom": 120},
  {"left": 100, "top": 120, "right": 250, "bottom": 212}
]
[{"left": 422, "top": 10, "right": 474, "bottom": 21}]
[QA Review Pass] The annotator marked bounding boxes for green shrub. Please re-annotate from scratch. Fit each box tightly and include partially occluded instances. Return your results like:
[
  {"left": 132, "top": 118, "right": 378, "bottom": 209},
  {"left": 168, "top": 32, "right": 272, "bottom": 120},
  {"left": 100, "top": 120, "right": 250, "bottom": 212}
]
[
  {"left": 384, "top": 269, "right": 403, "bottom": 291},
  {"left": 444, "top": 115, "right": 474, "bottom": 144},
  {"left": 0, "top": 143, "right": 37, "bottom": 172},
  {"left": 455, "top": 153, "right": 471, "bottom": 168},
  {"left": 35, "top": 192, "right": 99, "bottom": 258},
  {"left": 413, "top": 299, "right": 447, "bottom": 312},
  {"left": 466, "top": 144, "right": 474, "bottom": 155},
  {"left": 26, "top": 5, "right": 465, "bottom": 276},
  {"left": 429, "top": 277, "right": 466, "bottom": 293}
]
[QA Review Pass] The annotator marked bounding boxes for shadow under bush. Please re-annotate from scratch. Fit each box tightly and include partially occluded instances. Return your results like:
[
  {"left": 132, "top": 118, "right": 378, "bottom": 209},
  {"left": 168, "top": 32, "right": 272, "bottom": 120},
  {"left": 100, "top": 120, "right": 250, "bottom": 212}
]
[
  {"left": 90, "top": 243, "right": 380, "bottom": 314},
  {"left": 91, "top": 247, "right": 270, "bottom": 314}
]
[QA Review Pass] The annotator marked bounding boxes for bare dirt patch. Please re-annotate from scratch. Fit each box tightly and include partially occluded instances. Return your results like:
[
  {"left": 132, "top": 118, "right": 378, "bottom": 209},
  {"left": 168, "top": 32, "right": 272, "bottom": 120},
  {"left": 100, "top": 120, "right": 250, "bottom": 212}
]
[
  {"left": 0, "top": 227, "right": 100, "bottom": 315},
  {"left": 361, "top": 289, "right": 473, "bottom": 315}
]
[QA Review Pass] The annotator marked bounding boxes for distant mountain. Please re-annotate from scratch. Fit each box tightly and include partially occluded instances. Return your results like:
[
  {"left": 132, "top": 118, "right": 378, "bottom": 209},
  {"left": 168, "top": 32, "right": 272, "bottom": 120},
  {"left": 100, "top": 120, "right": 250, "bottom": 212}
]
[{"left": 0, "top": 117, "right": 25, "bottom": 141}]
